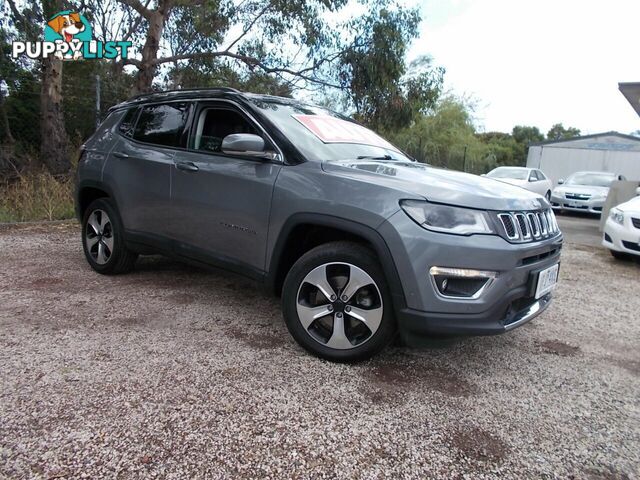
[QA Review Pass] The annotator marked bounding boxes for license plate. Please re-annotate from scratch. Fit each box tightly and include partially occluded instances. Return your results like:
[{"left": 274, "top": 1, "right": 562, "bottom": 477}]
[
  {"left": 567, "top": 202, "right": 578, "bottom": 208},
  {"left": 535, "top": 264, "right": 559, "bottom": 299}
]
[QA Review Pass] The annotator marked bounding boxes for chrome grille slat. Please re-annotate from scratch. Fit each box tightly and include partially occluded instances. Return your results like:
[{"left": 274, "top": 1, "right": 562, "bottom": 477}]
[{"left": 496, "top": 209, "right": 559, "bottom": 243}]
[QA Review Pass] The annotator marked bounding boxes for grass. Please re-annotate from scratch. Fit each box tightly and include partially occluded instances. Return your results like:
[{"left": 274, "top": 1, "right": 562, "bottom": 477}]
[{"left": 0, "top": 171, "right": 75, "bottom": 222}]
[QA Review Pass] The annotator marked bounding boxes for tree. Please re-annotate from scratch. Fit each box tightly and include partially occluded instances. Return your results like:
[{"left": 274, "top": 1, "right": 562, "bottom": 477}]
[
  {"left": 547, "top": 123, "right": 580, "bottom": 141},
  {"left": 6, "top": 0, "right": 71, "bottom": 174},
  {"left": 511, "top": 125, "right": 544, "bottom": 163},
  {"left": 338, "top": 8, "right": 444, "bottom": 131},
  {"left": 388, "top": 95, "right": 488, "bottom": 171}
]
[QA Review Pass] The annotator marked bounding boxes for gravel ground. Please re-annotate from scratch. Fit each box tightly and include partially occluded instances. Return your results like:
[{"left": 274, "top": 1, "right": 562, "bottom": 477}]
[{"left": 0, "top": 222, "right": 638, "bottom": 479}]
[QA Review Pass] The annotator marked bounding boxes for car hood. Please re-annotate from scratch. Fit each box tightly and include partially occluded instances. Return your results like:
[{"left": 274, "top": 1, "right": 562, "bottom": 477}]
[
  {"left": 322, "top": 160, "right": 548, "bottom": 211},
  {"left": 553, "top": 185, "right": 610, "bottom": 196},
  {"left": 616, "top": 196, "right": 640, "bottom": 214},
  {"left": 490, "top": 178, "right": 528, "bottom": 187}
]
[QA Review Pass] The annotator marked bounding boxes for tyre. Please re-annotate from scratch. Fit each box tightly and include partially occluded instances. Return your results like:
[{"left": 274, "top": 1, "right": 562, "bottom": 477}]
[
  {"left": 610, "top": 250, "right": 631, "bottom": 261},
  {"left": 82, "top": 198, "right": 137, "bottom": 274},
  {"left": 282, "top": 241, "right": 396, "bottom": 362}
]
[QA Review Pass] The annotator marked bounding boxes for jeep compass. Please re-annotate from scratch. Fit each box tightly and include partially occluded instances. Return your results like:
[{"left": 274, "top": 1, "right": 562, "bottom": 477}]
[{"left": 76, "top": 88, "right": 563, "bottom": 362}]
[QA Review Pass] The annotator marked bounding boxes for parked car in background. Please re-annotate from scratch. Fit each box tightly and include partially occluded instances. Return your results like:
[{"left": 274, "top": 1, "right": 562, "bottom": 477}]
[
  {"left": 485, "top": 167, "right": 553, "bottom": 200},
  {"left": 550, "top": 171, "right": 625, "bottom": 215},
  {"left": 603, "top": 191, "right": 640, "bottom": 260}
]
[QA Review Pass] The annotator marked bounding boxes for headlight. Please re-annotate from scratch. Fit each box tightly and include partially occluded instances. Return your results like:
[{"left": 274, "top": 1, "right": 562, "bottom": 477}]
[
  {"left": 400, "top": 200, "right": 495, "bottom": 235},
  {"left": 609, "top": 208, "right": 624, "bottom": 225}
]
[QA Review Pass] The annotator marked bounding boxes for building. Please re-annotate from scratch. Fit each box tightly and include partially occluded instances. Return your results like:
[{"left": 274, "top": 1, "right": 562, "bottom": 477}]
[{"left": 526, "top": 132, "right": 640, "bottom": 185}]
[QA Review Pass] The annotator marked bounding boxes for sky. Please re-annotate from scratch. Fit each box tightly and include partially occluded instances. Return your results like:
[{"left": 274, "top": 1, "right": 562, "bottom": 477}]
[{"left": 408, "top": 0, "right": 640, "bottom": 135}]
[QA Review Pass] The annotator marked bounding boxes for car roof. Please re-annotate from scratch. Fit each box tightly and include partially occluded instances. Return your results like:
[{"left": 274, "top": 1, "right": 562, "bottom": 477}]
[
  {"left": 569, "top": 171, "right": 616, "bottom": 176},
  {"left": 108, "top": 88, "right": 301, "bottom": 112}
]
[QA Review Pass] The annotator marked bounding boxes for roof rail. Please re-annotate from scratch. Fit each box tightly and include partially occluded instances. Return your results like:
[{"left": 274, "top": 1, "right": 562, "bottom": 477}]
[{"left": 128, "top": 87, "right": 240, "bottom": 102}]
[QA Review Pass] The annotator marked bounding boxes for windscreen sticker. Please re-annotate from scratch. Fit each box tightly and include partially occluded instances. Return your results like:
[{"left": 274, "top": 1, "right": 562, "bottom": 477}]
[{"left": 292, "top": 114, "right": 400, "bottom": 152}]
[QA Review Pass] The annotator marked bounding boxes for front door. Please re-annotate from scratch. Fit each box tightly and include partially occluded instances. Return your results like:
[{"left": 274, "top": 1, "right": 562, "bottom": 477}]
[{"left": 169, "top": 102, "right": 282, "bottom": 275}]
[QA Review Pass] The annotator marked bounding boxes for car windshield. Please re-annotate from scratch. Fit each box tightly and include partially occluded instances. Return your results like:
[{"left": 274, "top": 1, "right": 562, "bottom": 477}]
[
  {"left": 247, "top": 98, "right": 412, "bottom": 162},
  {"left": 566, "top": 172, "right": 616, "bottom": 187},
  {"left": 487, "top": 167, "right": 529, "bottom": 180}
]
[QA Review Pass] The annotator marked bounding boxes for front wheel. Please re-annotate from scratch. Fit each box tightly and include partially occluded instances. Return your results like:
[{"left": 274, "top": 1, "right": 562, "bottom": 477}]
[
  {"left": 282, "top": 241, "right": 396, "bottom": 362},
  {"left": 610, "top": 250, "right": 632, "bottom": 261}
]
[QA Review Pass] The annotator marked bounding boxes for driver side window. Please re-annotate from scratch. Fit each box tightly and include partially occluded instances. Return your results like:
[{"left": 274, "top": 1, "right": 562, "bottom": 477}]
[
  {"left": 192, "top": 107, "right": 260, "bottom": 153},
  {"left": 529, "top": 171, "right": 538, "bottom": 182}
]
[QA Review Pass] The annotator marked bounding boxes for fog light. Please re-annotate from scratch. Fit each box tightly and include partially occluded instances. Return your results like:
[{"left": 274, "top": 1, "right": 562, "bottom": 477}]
[{"left": 429, "top": 267, "right": 497, "bottom": 299}]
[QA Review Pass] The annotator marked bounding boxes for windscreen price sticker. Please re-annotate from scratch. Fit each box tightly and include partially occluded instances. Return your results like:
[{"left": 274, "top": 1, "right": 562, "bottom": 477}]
[{"left": 292, "top": 114, "right": 400, "bottom": 152}]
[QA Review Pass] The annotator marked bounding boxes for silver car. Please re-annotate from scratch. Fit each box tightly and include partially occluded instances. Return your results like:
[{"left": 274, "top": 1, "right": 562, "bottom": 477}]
[
  {"left": 75, "top": 88, "right": 563, "bottom": 362},
  {"left": 550, "top": 171, "right": 624, "bottom": 215},
  {"left": 485, "top": 167, "right": 553, "bottom": 200}
]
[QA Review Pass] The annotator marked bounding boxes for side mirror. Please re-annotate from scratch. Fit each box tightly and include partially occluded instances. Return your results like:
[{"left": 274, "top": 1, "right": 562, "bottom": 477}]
[
  {"left": 480, "top": 174, "right": 486, "bottom": 177},
  {"left": 221, "top": 133, "right": 276, "bottom": 160},
  {"left": 558, "top": 178, "right": 565, "bottom": 185},
  {"left": 636, "top": 186, "right": 640, "bottom": 196}
]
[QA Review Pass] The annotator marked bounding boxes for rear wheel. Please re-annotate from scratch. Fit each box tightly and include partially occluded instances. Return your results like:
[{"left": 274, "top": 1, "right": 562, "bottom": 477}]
[
  {"left": 82, "top": 198, "right": 137, "bottom": 274},
  {"left": 282, "top": 241, "right": 395, "bottom": 362}
]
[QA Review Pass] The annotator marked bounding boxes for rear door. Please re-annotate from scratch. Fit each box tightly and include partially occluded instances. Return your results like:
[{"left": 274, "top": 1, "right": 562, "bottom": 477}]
[
  {"left": 103, "top": 102, "right": 192, "bottom": 238},
  {"left": 168, "top": 101, "right": 283, "bottom": 275}
]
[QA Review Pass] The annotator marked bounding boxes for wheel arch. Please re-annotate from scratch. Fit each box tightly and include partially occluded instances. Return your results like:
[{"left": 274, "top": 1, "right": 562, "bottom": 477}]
[
  {"left": 266, "top": 213, "right": 406, "bottom": 315},
  {"left": 76, "top": 180, "right": 116, "bottom": 221}
]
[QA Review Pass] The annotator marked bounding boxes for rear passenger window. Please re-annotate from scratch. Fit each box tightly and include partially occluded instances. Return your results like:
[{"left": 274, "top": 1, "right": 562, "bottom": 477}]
[
  {"left": 133, "top": 103, "right": 191, "bottom": 148},
  {"left": 119, "top": 107, "right": 140, "bottom": 138}
]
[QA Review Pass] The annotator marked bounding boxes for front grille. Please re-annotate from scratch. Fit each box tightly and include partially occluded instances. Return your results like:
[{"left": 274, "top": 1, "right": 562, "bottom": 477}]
[
  {"left": 565, "top": 193, "right": 591, "bottom": 200},
  {"left": 622, "top": 241, "right": 640, "bottom": 252},
  {"left": 632, "top": 218, "right": 640, "bottom": 229},
  {"left": 497, "top": 209, "right": 559, "bottom": 243}
]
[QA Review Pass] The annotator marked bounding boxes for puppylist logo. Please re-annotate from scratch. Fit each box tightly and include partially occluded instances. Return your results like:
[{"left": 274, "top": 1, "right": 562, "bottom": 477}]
[{"left": 11, "top": 10, "right": 132, "bottom": 61}]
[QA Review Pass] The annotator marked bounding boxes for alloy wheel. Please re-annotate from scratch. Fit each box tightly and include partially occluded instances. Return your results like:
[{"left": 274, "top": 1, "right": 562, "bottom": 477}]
[
  {"left": 85, "top": 209, "right": 114, "bottom": 265},
  {"left": 296, "top": 262, "right": 383, "bottom": 350}
]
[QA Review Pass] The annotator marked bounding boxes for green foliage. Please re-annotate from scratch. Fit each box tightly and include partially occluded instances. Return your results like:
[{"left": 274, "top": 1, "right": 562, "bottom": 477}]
[
  {"left": 386, "top": 96, "right": 488, "bottom": 173},
  {"left": 547, "top": 123, "right": 581, "bottom": 141},
  {"left": 166, "top": 60, "right": 293, "bottom": 97},
  {"left": 0, "top": 171, "right": 75, "bottom": 222},
  {"left": 339, "top": 9, "right": 444, "bottom": 131}
]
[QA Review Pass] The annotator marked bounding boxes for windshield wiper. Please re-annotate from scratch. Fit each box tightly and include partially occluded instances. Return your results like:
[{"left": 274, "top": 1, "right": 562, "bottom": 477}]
[{"left": 356, "top": 155, "right": 395, "bottom": 160}]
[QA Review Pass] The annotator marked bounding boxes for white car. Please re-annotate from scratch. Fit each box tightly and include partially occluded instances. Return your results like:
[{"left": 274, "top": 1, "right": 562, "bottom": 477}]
[
  {"left": 603, "top": 192, "right": 640, "bottom": 260},
  {"left": 485, "top": 167, "right": 553, "bottom": 200},
  {"left": 550, "top": 171, "right": 623, "bottom": 215}
]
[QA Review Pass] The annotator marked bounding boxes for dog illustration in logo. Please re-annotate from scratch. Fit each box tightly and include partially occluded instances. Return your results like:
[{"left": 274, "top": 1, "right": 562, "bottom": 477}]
[{"left": 48, "top": 12, "right": 85, "bottom": 59}]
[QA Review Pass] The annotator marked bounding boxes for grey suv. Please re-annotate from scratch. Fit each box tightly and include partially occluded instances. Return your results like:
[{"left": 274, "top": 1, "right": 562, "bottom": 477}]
[{"left": 76, "top": 88, "right": 563, "bottom": 362}]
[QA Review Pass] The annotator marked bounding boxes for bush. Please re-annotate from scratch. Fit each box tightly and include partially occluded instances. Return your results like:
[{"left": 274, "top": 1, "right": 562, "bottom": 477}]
[{"left": 0, "top": 171, "right": 75, "bottom": 222}]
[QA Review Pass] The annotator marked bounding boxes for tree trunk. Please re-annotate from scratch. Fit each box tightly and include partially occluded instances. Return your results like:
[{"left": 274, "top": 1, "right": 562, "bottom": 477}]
[
  {"left": 0, "top": 91, "right": 15, "bottom": 145},
  {"left": 133, "top": 6, "right": 170, "bottom": 95},
  {"left": 40, "top": 56, "right": 70, "bottom": 174},
  {"left": 39, "top": 0, "right": 70, "bottom": 174}
]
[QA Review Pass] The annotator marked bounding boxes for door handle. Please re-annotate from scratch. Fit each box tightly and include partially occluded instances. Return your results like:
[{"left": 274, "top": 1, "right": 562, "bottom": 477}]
[
  {"left": 176, "top": 161, "right": 199, "bottom": 172},
  {"left": 113, "top": 151, "right": 129, "bottom": 159}
]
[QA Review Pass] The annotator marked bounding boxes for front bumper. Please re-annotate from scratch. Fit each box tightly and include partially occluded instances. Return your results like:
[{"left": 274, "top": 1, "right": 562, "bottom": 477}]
[
  {"left": 378, "top": 211, "right": 563, "bottom": 344},
  {"left": 602, "top": 216, "right": 640, "bottom": 257},
  {"left": 550, "top": 194, "right": 605, "bottom": 214}
]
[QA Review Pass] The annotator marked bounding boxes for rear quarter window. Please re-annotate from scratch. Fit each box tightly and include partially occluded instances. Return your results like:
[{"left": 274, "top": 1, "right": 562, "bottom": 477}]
[{"left": 133, "top": 103, "right": 191, "bottom": 148}]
